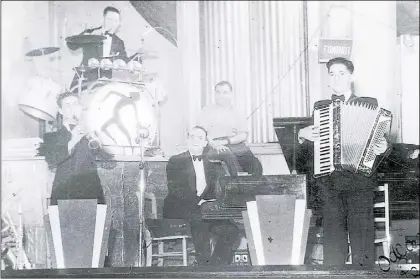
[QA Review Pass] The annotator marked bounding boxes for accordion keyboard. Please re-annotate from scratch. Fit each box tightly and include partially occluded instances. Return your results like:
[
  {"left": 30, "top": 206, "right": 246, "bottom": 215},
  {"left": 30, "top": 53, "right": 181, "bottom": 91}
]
[{"left": 314, "top": 103, "right": 335, "bottom": 177}]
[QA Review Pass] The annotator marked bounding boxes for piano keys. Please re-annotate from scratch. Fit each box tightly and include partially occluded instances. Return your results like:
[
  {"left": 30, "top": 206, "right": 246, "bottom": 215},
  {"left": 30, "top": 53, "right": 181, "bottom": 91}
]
[
  {"left": 201, "top": 175, "right": 307, "bottom": 220},
  {"left": 313, "top": 102, "right": 335, "bottom": 177}
]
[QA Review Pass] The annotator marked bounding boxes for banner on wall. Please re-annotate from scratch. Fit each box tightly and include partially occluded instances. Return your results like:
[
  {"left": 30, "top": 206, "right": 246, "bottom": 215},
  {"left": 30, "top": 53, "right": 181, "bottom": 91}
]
[{"left": 318, "top": 38, "right": 353, "bottom": 63}]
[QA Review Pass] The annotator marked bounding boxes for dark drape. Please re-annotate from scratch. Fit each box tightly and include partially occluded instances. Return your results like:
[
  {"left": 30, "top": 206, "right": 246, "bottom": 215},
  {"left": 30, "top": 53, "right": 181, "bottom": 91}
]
[{"left": 129, "top": 1, "right": 177, "bottom": 46}]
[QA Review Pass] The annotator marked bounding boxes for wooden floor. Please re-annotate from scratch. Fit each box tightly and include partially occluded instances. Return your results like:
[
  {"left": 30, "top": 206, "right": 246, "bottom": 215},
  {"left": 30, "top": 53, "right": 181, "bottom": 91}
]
[{"left": 2, "top": 265, "right": 415, "bottom": 278}]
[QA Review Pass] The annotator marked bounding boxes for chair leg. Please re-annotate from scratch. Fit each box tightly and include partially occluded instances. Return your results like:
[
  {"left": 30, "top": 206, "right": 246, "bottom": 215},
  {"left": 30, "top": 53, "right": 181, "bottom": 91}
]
[
  {"left": 158, "top": 241, "right": 164, "bottom": 266},
  {"left": 382, "top": 240, "right": 390, "bottom": 259},
  {"left": 145, "top": 231, "right": 152, "bottom": 267},
  {"left": 346, "top": 233, "right": 352, "bottom": 264},
  {"left": 182, "top": 238, "right": 187, "bottom": 266}
]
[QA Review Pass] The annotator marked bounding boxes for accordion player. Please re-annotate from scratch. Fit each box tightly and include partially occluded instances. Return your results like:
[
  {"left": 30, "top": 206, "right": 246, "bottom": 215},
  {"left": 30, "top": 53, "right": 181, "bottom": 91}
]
[{"left": 313, "top": 98, "right": 392, "bottom": 177}]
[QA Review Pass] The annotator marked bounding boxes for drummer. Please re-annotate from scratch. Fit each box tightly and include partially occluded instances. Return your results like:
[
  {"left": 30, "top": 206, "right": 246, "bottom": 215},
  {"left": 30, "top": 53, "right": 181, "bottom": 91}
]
[{"left": 68, "top": 6, "right": 127, "bottom": 91}]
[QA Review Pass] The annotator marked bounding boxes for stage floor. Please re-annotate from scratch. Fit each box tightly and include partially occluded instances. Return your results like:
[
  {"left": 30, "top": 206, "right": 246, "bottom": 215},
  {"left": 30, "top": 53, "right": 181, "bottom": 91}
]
[{"left": 2, "top": 265, "right": 418, "bottom": 278}]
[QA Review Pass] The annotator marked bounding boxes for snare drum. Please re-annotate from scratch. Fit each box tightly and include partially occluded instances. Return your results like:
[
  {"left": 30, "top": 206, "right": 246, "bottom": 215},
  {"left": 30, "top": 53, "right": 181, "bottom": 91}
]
[{"left": 81, "top": 81, "right": 157, "bottom": 156}]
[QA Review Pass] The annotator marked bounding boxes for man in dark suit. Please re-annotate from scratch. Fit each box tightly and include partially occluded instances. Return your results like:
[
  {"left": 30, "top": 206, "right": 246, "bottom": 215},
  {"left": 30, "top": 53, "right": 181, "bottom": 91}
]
[
  {"left": 298, "top": 57, "right": 390, "bottom": 268},
  {"left": 43, "top": 92, "right": 105, "bottom": 205},
  {"left": 68, "top": 6, "right": 127, "bottom": 91},
  {"left": 163, "top": 126, "right": 240, "bottom": 266}
]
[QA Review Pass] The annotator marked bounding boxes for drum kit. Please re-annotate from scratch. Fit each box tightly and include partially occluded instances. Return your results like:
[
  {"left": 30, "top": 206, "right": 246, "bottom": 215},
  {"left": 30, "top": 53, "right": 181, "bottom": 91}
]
[{"left": 25, "top": 34, "right": 163, "bottom": 156}]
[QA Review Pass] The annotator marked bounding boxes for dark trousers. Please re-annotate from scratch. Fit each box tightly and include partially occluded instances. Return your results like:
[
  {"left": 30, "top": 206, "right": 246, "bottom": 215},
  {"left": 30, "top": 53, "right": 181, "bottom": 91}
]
[
  {"left": 207, "top": 142, "right": 263, "bottom": 177},
  {"left": 190, "top": 220, "right": 239, "bottom": 266},
  {"left": 318, "top": 172, "right": 375, "bottom": 268}
]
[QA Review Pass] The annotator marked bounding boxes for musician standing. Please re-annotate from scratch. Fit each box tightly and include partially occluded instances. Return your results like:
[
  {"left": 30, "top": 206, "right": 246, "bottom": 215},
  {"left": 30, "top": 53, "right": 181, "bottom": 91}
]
[
  {"left": 196, "top": 81, "right": 263, "bottom": 177},
  {"left": 163, "top": 126, "right": 240, "bottom": 266},
  {"left": 42, "top": 92, "right": 106, "bottom": 205},
  {"left": 68, "top": 6, "right": 127, "bottom": 90},
  {"left": 297, "top": 57, "right": 389, "bottom": 268}
]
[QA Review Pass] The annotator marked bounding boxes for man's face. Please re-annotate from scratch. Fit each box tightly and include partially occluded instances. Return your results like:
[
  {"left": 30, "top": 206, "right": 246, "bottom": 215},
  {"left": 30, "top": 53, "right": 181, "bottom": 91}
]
[
  {"left": 103, "top": 11, "right": 121, "bottom": 34},
  {"left": 328, "top": 63, "right": 352, "bottom": 94},
  {"left": 58, "top": 96, "right": 82, "bottom": 124},
  {"left": 215, "top": 84, "right": 233, "bottom": 107},
  {"left": 187, "top": 128, "right": 207, "bottom": 154}
]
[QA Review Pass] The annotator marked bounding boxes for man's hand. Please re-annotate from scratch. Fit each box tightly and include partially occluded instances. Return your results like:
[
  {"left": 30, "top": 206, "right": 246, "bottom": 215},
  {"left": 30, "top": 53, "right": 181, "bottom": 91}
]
[
  {"left": 209, "top": 139, "right": 230, "bottom": 154},
  {"left": 68, "top": 124, "right": 85, "bottom": 152},
  {"left": 373, "top": 137, "right": 388, "bottom": 155},
  {"left": 298, "top": 125, "right": 320, "bottom": 142},
  {"left": 198, "top": 199, "right": 217, "bottom": 206}
]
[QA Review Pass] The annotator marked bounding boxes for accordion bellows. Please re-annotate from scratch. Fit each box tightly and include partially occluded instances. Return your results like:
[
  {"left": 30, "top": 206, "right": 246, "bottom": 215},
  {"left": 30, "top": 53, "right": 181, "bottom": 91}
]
[{"left": 314, "top": 99, "right": 392, "bottom": 177}]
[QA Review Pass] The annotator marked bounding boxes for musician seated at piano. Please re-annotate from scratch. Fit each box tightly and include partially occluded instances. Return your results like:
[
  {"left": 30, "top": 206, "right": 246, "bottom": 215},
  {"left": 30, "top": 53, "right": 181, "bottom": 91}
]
[
  {"left": 68, "top": 6, "right": 127, "bottom": 90},
  {"left": 163, "top": 126, "right": 240, "bottom": 266},
  {"left": 196, "top": 81, "right": 263, "bottom": 177},
  {"left": 42, "top": 91, "right": 107, "bottom": 205},
  {"left": 297, "top": 57, "right": 390, "bottom": 268}
]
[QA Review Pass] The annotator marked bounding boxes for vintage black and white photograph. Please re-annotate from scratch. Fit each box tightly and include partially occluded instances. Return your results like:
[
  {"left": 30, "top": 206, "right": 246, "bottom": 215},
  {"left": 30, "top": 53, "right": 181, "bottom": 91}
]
[{"left": 1, "top": 1, "right": 419, "bottom": 278}]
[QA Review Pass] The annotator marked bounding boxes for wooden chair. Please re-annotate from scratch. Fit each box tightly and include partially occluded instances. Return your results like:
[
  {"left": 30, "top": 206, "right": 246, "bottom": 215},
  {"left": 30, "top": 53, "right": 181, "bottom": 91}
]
[
  {"left": 142, "top": 192, "right": 193, "bottom": 266},
  {"left": 373, "top": 184, "right": 391, "bottom": 264}
]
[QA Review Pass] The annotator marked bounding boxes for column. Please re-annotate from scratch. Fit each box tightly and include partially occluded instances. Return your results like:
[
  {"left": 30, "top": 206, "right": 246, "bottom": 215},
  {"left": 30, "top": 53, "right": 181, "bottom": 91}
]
[
  {"left": 351, "top": 1, "right": 398, "bottom": 139},
  {"left": 176, "top": 1, "right": 202, "bottom": 139}
]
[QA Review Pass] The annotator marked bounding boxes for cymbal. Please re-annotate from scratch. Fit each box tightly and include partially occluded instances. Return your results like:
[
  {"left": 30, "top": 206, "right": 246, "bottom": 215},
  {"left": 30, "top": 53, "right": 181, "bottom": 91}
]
[
  {"left": 66, "top": 34, "right": 106, "bottom": 44},
  {"left": 25, "top": 47, "right": 60, "bottom": 57},
  {"left": 142, "top": 72, "right": 159, "bottom": 80}
]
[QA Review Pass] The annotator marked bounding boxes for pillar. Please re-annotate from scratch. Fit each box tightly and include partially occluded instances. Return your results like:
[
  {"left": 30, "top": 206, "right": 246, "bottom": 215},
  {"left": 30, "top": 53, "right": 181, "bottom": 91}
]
[
  {"left": 351, "top": 1, "right": 398, "bottom": 139},
  {"left": 176, "top": 1, "right": 202, "bottom": 139}
]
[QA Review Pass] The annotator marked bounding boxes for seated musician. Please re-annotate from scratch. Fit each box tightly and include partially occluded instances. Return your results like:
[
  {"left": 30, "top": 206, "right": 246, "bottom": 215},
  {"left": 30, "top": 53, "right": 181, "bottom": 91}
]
[
  {"left": 297, "top": 57, "right": 390, "bottom": 268},
  {"left": 42, "top": 92, "right": 107, "bottom": 205},
  {"left": 196, "top": 81, "right": 263, "bottom": 177},
  {"left": 68, "top": 6, "right": 127, "bottom": 91},
  {"left": 163, "top": 126, "right": 240, "bottom": 266}
]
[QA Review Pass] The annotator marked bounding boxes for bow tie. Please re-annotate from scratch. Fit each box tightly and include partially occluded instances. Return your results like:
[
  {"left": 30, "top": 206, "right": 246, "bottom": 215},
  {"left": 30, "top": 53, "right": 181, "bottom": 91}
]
[
  {"left": 192, "top": 155, "right": 203, "bottom": 161},
  {"left": 332, "top": 94, "right": 346, "bottom": 102}
]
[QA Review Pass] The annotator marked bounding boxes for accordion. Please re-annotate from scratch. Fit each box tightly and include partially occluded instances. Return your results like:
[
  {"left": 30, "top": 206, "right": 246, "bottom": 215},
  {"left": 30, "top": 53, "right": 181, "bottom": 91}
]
[{"left": 313, "top": 99, "right": 392, "bottom": 177}]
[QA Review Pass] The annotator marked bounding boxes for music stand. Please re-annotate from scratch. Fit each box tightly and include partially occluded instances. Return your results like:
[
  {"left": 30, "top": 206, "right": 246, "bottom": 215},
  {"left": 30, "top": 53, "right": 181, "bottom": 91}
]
[{"left": 273, "top": 117, "right": 312, "bottom": 174}]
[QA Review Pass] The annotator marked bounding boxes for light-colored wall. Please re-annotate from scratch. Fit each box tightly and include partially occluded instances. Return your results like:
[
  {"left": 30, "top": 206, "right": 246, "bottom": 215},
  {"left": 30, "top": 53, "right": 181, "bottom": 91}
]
[
  {"left": 1, "top": 1, "right": 52, "bottom": 139},
  {"left": 306, "top": 2, "right": 408, "bottom": 143}
]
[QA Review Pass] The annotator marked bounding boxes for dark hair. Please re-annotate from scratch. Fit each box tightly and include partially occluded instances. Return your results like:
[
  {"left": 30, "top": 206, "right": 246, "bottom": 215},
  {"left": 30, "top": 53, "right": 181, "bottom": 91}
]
[
  {"left": 190, "top": 126, "right": 208, "bottom": 137},
  {"left": 326, "top": 57, "right": 354, "bottom": 74},
  {"left": 56, "top": 92, "right": 79, "bottom": 108},
  {"left": 215, "top": 81, "right": 233, "bottom": 91},
  {"left": 103, "top": 6, "right": 120, "bottom": 16}
]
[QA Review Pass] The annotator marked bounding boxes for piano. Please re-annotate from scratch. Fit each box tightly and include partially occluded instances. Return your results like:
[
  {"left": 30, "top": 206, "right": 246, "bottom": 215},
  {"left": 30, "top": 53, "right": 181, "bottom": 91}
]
[
  {"left": 272, "top": 117, "right": 319, "bottom": 212},
  {"left": 201, "top": 175, "right": 307, "bottom": 220},
  {"left": 201, "top": 117, "right": 313, "bottom": 220}
]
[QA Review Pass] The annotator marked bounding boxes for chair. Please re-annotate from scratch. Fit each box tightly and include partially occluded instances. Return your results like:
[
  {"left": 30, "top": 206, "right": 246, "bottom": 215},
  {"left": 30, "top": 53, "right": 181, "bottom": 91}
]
[
  {"left": 373, "top": 183, "right": 391, "bottom": 264},
  {"left": 346, "top": 183, "right": 390, "bottom": 265},
  {"left": 141, "top": 192, "right": 193, "bottom": 267}
]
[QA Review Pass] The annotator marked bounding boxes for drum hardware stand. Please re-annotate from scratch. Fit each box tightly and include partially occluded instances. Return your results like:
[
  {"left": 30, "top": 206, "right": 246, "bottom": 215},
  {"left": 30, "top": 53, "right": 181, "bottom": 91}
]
[
  {"left": 292, "top": 125, "right": 298, "bottom": 174},
  {"left": 74, "top": 67, "right": 87, "bottom": 97},
  {"left": 97, "top": 77, "right": 145, "bottom": 87},
  {"left": 136, "top": 126, "right": 150, "bottom": 267}
]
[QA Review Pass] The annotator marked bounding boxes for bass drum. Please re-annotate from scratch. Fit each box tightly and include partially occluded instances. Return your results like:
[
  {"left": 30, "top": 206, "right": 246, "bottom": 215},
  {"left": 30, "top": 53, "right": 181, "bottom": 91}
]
[{"left": 80, "top": 81, "right": 157, "bottom": 156}]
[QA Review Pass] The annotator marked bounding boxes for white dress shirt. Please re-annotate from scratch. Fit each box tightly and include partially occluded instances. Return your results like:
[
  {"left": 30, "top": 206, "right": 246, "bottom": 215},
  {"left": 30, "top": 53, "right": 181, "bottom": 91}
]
[
  {"left": 102, "top": 34, "right": 112, "bottom": 57},
  {"left": 342, "top": 90, "right": 352, "bottom": 103},
  {"left": 190, "top": 153, "right": 207, "bottom": 197}
]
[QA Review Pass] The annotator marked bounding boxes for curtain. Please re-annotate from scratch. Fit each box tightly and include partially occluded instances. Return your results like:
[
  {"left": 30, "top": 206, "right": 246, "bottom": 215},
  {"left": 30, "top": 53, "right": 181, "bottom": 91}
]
[
  {"left": 201, "top": 1, "right": 308, "bottom": 143},
  {"left": 129, "top": 1, "right": 177, "bottom": 46}
]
